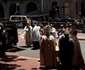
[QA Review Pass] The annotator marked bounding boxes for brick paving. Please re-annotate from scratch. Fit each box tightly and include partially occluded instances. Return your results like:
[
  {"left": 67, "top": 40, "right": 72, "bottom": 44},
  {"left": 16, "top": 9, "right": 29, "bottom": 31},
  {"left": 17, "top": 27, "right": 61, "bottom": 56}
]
[
  {"left": 0, "top": 52, "right": 40, "bottom": 70},
  {"left": 77, "top": 33, "right": 85, "bottom": 40},
  {"left": 0, "top": 35, "right": 40, "bottom": 70}
]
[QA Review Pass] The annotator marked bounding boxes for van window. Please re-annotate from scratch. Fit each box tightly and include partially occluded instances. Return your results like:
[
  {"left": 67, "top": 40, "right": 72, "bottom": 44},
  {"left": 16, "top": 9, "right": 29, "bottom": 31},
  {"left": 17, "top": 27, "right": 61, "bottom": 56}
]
[
  {"left": 10, "top": 15, "right": 28, "bottom": 22},
  {"left": 22, "top": 17, "right": 27, "bottom": 21},
  {"left": 11, "top": 17, "right": 21, "bottom": 20},
  {"left": 11, "top": 17, "right": 16, "bottom": 20},
  {"left": 17, "top": 17, "right": 21, "bottom": 20}
]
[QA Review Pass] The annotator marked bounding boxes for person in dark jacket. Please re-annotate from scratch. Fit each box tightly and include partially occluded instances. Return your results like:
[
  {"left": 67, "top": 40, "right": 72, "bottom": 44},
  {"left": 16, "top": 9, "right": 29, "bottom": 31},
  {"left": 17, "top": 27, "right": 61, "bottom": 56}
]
[
  {"left": 59, "top": 29, "right": 74, "bottom": 70},
  {"left": 0, "top": 24, "right": 7, "bottom": 57},
  {"left": 58, "top": 24, "right": 65, "bottom": 37}
]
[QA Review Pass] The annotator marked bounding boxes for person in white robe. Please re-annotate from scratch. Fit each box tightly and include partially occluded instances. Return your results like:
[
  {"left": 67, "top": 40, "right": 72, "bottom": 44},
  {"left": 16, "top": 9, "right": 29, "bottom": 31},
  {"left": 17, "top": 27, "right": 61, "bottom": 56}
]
[
  {"left": 32, "top": 23, "right": 40, "bottom": 49},
  {"left": 19, "top": 20, "right": 32, "bottom": 47},
  {"left": 51, "top": 24, "right": 57, "bottom": 41}
]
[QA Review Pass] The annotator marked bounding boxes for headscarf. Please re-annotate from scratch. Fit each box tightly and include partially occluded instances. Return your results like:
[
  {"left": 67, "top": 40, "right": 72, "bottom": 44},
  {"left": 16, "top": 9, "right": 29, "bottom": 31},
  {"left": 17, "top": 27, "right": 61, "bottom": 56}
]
[{"left": 44, "top": 25, "right": 51, "bottom": 38}]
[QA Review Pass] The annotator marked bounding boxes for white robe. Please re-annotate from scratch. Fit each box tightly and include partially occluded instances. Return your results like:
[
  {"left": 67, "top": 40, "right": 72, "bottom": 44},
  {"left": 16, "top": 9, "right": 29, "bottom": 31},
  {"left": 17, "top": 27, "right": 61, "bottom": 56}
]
[
  {"left": 32, "top": 25, "right": 40, "bottom": 42},
  {"left": 51, "top": 27, "right": 56, "bottom": 41},
  {"left": 24, "top": 26, "right": 32, "bottom": 46}
]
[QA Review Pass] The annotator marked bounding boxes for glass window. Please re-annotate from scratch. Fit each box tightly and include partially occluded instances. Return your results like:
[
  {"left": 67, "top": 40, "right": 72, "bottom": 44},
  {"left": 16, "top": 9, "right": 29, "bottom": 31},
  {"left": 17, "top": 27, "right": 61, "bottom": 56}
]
[
  {"left": 22, "top": 17, "right": 26, "bottom": 21},
  {"left": 64, "top": 2, "right": 69, "bottom": 16},
  {"left": 11, "top": 17, "right": 15, "bottom": 20},
  {"left": 17, "top": 17, "right": 21, "bottom": 20},
  {"left": 11, "top": 17, "right": 21, "bottom": 20}
]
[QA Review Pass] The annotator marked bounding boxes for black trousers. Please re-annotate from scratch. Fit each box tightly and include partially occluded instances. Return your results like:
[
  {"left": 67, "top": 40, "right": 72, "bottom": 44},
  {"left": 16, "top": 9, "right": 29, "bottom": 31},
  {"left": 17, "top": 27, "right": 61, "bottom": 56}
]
[
  {"left": 60, "top": 58, "right": 72, "bottom": 70},
  {"left": 0, "top": 42, "right": 7, "bottom": 56},
  {"left": 32, "top": 41, "right": 40, "bottom": 49}
]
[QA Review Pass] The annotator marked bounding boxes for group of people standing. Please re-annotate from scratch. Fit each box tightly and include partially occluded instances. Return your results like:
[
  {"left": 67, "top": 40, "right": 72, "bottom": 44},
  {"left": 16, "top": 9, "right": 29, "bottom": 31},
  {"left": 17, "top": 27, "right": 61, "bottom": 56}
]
[
  {"left": 40, "top": 23, "right": 84, "bottom": 70},
  {"left": 19, "top": 19, "right": 84, "bottom": 70},
  {"left": 19, "top": 20, "right": 41, "bottom": 49},
  {"left": 19, "top": 20, "right": 56, "bottom": 49}
]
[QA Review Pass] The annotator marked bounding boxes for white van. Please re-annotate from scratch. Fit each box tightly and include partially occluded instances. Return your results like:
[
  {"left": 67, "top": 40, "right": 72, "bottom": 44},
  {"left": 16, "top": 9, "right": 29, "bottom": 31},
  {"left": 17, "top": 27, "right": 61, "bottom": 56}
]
[
  {"left": 9, "top": 15, "right": 28, "bottom": 28},
  {"left": 9, "top": 15, "right": 28, "bottom": 21}
]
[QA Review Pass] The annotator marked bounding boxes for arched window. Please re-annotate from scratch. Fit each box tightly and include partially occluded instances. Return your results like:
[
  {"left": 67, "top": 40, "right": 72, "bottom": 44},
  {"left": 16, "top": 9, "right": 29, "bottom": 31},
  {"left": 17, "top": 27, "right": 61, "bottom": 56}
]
[
  {"left": 64, "top": 2, "right": 69, "bottom": 16},
  {"left": 0, "top": 4, "right": 4, "bottom": 18},
  {"left": 27, "top": 2, "right": 37, "bottom": 13}
]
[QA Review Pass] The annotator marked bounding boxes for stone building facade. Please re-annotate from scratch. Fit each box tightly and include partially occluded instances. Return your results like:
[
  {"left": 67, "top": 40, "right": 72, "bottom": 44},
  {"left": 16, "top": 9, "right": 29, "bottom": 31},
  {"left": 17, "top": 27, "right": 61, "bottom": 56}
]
[{"left": 0, "top": 0, "right": 85, "bottom": 19}]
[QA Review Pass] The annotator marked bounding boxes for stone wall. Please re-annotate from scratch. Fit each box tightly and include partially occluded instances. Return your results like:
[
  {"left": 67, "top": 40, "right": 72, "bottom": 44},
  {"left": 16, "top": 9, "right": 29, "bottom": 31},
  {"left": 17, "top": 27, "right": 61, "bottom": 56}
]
[{"left": 0, "top": 0, "right": 85, "bottom": 19}]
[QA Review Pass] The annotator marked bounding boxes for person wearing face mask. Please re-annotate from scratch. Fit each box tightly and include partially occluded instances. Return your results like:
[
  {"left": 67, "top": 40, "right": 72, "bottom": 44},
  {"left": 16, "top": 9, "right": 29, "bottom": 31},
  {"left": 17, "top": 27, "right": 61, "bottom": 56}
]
[
  {"left": 69, "top": 24, "right": 84, "bottom": 70},
  {"left": 58, "top": 24, "right": 74, "bottom": 70}
]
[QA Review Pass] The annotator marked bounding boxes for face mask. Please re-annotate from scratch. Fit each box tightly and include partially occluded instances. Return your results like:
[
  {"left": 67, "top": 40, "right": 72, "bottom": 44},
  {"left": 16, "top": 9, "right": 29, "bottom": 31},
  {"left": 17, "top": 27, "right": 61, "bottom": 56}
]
[{"left": 64, "top": 30, "right": 70, "bottom": 35}]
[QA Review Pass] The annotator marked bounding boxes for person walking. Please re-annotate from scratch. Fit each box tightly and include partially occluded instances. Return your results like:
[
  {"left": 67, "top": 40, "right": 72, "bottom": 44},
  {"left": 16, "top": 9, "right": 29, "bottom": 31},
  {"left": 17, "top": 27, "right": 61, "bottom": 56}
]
[
  {"left": 58, "top": 25, "right": 74, "bottom": 70},
  {"left": 40, "top": 24, "right": 58, "bottom": 69},
  {"left": 58, "top": 24, "right": 65, "bottom": 37},
  {"left": 19, "top": 20, "right": 32, "bottom": 47},
  {"left": 32, "top": 23, "right": 40, "bottom": 49},
  {"left": 0, "top": 23, "right": 7, "bottom": 57}
]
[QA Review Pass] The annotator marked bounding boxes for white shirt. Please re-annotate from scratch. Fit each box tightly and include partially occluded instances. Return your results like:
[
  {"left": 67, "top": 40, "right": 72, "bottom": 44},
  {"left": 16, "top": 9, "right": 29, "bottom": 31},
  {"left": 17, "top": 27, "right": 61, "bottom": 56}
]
[
  {"left": 51, "top": 27, "right": 56, "bottom": 40},
  {"left": 24, "top": 26, "right": 32, "bottom": 31},
  {"left": 37, "top": 26, "right": 41, "bottom": 30}
]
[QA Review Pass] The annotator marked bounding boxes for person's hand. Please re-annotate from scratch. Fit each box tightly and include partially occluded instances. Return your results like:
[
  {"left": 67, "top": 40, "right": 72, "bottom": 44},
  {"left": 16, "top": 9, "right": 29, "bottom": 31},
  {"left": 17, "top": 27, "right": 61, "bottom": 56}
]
[{"left": 18, "top": 33, "right": 21, "bottom": 35}]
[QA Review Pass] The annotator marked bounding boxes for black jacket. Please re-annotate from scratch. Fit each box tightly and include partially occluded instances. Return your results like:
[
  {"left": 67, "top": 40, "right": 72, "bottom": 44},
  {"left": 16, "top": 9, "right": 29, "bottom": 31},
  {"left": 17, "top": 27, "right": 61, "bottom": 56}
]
[{"left": 59, "top": 34, "right": 74, "bottom": 60}]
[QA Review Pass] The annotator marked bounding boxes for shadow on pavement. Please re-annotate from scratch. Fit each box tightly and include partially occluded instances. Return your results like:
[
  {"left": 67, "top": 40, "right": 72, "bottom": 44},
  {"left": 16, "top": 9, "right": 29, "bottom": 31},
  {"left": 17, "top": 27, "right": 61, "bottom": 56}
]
[
  {"left": 0, "top": 55, "right": 21, "bottom": 70},
  {"left": 0, "top": 55, "right": 18, "bottom": 62},
  {"left": 31, "top": 48, "right": 40, "bottom": 50},
  {"left": 31, "top": 68, "right": 38, "bottom": 70},
  {"left": 20, "top": 46, "right": 32, "bottom": 48},
  {"left": 39, "top": 67, "right": 58, "bottom": 70},
  {"left": 7, "top": 47, "right": 25, "bottom": 52},
  {"left": 0, "top": 63, "right": 21, "bottom": 70}
]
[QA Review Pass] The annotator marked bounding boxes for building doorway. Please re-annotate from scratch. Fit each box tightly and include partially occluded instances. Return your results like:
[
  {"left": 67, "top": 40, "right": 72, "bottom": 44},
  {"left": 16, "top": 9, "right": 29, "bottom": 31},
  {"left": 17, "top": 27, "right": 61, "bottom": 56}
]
[
  {"left": 0, "top": 4, "right": 4, "bottom": 18},
  {"left": 52, "top": 2, "right": 59, "bottom": 17},
  {"left": 9, "top": 2, "right": 20, "bottom": 15},
  {"left": 27, "top": 2, "right": 38, "bottom": 13},
  {"left": 64, "top": 2, "right": 69, "bottom": 16}
]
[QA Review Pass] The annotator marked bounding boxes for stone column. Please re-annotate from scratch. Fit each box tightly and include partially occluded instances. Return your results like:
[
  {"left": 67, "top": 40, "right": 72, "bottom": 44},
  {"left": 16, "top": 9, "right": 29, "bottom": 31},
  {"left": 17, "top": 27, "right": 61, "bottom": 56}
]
[{"left": 41, "top": 0, "right": 43, "bottom": 12}]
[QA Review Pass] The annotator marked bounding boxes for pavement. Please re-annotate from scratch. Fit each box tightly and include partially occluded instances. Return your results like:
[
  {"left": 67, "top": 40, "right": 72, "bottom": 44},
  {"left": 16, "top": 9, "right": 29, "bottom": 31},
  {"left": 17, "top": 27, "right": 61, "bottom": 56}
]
[
  {"left": 0, "top": 30, "right": 85, "bottom": 70},
  {"left": 0, "top": 52, "right": 40, "bottom": 70},
  {"left": 0, "top": 35, "right": 40, "bottom": 70},
  {"left": 77, "top": 33, "right": 85, "bottom": 40}
]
